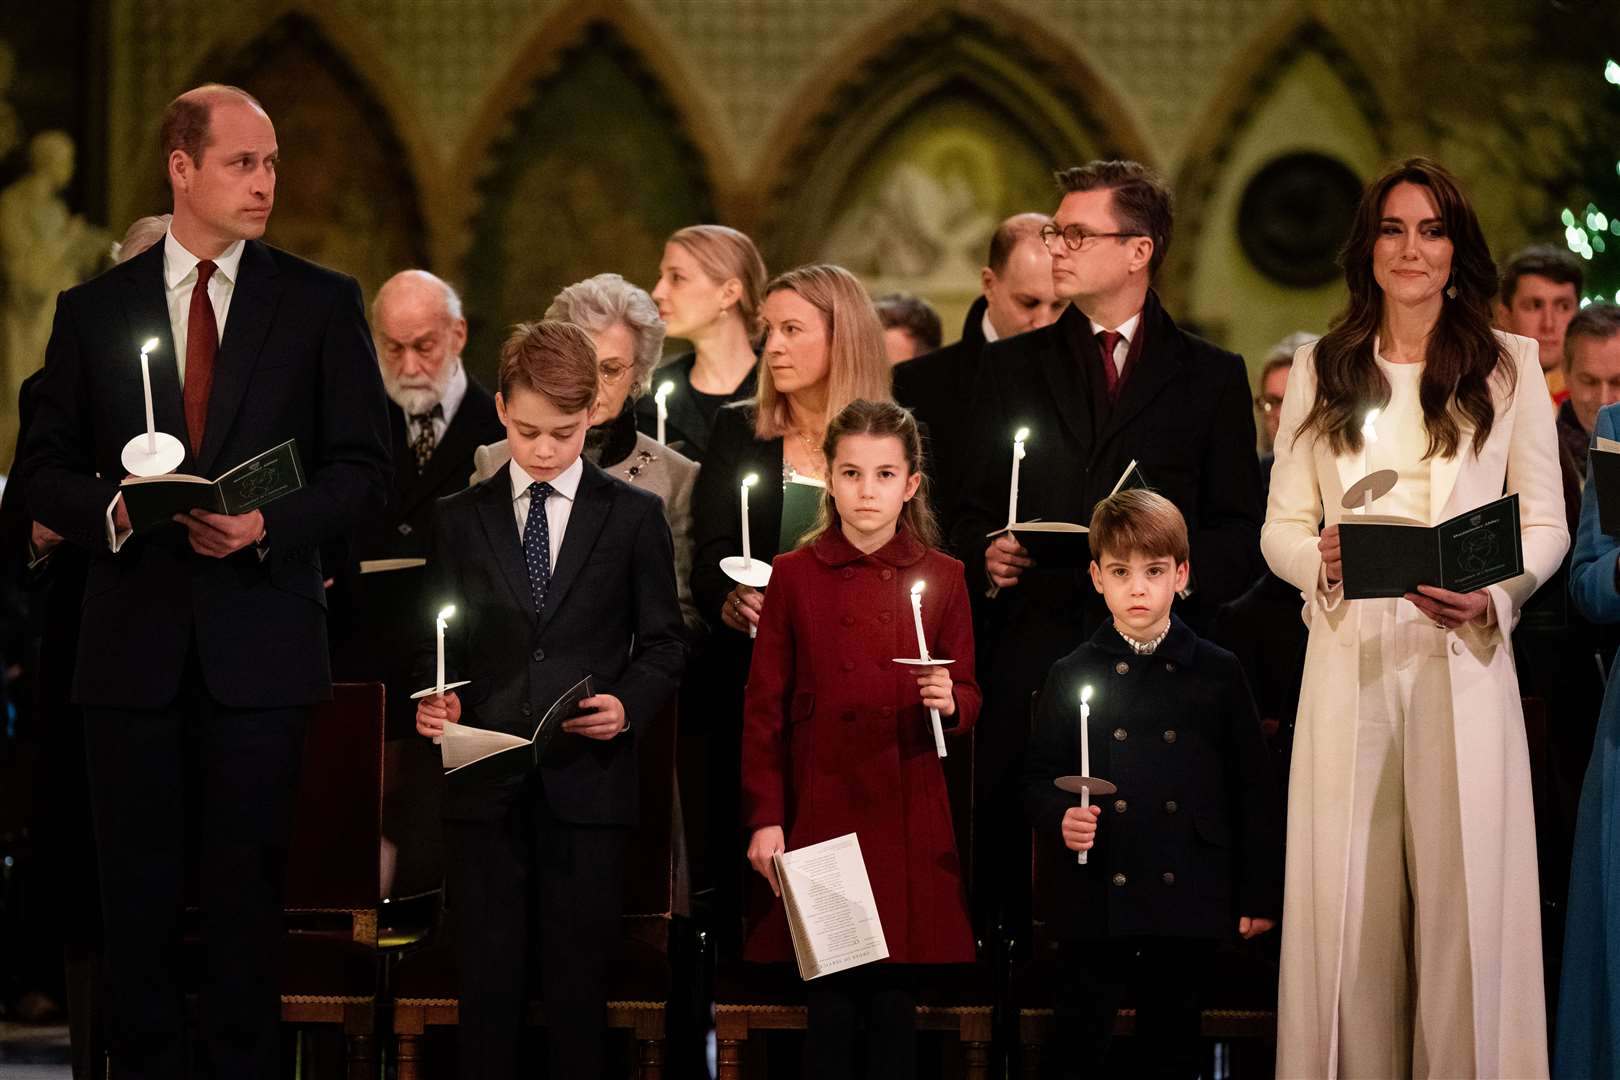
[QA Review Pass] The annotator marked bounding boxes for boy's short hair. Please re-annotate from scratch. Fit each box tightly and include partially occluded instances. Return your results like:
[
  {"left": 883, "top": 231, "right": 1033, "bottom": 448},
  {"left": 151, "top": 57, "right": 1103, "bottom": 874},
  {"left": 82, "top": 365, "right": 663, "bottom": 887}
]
[
  {"left": 1088, "top": 489, "right": 1189, "bottom": 565},
  {"left": 498, "top": 320, "right": 599, "bottom": 414}
]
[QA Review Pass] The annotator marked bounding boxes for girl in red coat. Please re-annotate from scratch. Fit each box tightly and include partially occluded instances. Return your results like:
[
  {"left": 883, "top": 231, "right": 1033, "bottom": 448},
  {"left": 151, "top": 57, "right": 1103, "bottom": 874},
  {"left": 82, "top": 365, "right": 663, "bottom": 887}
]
[{"left": 742, "top": 399, "right": 981, "bottom": 1078}]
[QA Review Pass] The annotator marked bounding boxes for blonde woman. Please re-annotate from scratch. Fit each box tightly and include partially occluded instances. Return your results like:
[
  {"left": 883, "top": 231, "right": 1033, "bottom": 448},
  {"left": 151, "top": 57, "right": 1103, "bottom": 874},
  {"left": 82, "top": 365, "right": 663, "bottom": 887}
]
[{"left": 641, "top": 224, "right": 767, "bottom": 460}]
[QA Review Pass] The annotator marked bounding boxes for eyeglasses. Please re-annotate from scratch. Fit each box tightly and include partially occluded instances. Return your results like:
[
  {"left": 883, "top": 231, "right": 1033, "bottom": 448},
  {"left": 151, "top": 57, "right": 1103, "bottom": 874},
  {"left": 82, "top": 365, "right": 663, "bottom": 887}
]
[
  {"left": 598, "top": 361, "right": 632, "bottom": 385},
  {"left": 1039, "top": 223, "right": 1147, "bottom": 251},
  {"left": 1254, "top": 394, "right": 1283, "bottom": 414}
]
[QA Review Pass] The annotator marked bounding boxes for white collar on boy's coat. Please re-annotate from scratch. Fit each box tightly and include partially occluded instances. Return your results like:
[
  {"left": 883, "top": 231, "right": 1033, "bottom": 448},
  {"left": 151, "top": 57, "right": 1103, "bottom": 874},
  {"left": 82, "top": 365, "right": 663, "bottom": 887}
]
[{"left": 1328, "top": 334, "right": 1490, "bottom": 526}]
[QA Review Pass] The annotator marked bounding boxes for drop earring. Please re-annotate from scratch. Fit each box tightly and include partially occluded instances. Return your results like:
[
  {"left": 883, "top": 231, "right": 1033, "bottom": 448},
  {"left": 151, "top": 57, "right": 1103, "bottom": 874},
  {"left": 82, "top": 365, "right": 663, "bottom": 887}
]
[{"left": 1445, "top": 278, "right": 1458, "bottom": 300}]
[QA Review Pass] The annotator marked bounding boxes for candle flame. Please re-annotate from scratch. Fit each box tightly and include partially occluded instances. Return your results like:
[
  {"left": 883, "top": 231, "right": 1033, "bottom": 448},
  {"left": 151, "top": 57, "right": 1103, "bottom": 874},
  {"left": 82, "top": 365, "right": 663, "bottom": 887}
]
[
  {"left": 742, "top": 473, "right": 759, "bottom": 488},
  {"left": 655, "top": 380, "right": 674, "bottom": 403},
  {"left": 140, "top": 337, "right": 160, "bottom": 356},
  {"left": 1014, "top": 426, "right": 1029, "bottom": 443},
  {"left": 437, "top": 604, "right": 456, "bottom": 622},
  {"left": 911, "top": 580, "right": 926, "bottom": 596},
  {"left": 1081, "top": 685, "right": 1093, "bottom": 704},
  {"left": 1361, "top": 408, "right": 1380, "bottom": 441}
]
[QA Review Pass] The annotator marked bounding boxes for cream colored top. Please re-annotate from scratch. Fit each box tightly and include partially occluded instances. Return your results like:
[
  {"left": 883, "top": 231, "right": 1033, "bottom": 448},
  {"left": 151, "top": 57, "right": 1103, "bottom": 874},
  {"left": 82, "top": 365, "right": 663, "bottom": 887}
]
[{"left": 1366, "top": 356, "right": 1433, "bottom": 524}]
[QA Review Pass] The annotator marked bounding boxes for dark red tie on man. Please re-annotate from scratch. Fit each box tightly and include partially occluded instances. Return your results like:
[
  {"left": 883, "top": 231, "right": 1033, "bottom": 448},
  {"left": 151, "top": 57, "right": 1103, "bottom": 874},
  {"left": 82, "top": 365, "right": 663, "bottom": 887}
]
[
  {"left": 1096, "top": 329, "right": 1123, "bottom": 401},
  {"left": 183, "top": 259, "right": 218, "bottom": 456}
]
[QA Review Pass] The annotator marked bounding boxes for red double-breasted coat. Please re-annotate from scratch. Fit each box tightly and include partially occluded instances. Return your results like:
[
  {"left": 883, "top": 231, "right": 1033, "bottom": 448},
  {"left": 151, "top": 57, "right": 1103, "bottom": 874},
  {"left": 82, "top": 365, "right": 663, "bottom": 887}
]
[{"left": 740, "top": 526, "right": 980, "bottom": 964}]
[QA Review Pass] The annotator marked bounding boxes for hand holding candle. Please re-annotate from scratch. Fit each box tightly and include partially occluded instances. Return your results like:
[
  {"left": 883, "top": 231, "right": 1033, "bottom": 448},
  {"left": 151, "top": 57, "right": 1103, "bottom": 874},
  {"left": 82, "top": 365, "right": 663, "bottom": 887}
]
[
  {"left": 911, "top": 581, "right": 948, "bottom": 757},
  {"left": 655, "top": 380, "right": 674, "bottom": 444}
]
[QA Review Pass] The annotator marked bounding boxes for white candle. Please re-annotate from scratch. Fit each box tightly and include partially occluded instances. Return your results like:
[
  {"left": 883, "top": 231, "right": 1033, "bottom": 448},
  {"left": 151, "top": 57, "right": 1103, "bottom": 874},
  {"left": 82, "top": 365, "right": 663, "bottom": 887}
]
[
  {"left": 1360, "top": 409, "right": 1380, "bottom": 513},
  {"left": 1007, "top": 427, "right": 1029, "bottom": 527},
  {"left": 655, "top": 381, "right": 674, "bottom": 444},
  {"left": 911, "top": 581, "right": 947, "bottom": 757},
  {"left": 910, "top": 580, "right": 930, "bottom": 661},
  {"left": 741, "top": 473, "right": 758, "bottom": 565},
  {"left": 433, "top": 604, "right": 456, "bottom": 744},
  {"left": 1079, "top": 685, "right": 1093, "bottom": 865},
  {"left": 139, "top": 337, "right": 160, "bottom": 452}
]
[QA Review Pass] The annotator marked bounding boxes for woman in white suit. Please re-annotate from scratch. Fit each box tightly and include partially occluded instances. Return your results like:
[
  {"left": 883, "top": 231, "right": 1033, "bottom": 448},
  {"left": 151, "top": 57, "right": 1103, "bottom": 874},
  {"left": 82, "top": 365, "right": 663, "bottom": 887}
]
[{"left": 1264, "top": 157, "right": 1567, "bottom": 1079}]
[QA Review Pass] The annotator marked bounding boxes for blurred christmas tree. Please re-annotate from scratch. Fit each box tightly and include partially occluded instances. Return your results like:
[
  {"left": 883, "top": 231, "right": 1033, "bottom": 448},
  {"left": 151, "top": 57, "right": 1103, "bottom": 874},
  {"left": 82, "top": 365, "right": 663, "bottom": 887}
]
[{"left": 1561, "top": 59, "right": 1620, "bottom": 303}]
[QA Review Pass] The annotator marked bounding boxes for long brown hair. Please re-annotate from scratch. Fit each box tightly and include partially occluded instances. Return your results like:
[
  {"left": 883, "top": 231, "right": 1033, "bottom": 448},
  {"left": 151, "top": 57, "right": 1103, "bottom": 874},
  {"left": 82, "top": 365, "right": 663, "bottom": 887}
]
[
  {"left": 801, "top": 399, "right": 941, "bottom": 550},
  {"left": 1294, "top": 157, "right": 1513, "bottom": 459},
  {"left": 753, "top": 264, "right": 893, "bottom": 440}
]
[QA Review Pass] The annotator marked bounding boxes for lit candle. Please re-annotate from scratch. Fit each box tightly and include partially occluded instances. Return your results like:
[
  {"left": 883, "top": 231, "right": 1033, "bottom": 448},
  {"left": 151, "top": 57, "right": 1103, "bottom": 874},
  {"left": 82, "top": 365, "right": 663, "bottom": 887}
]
[
  {"left": 911, "top": 581, "right": 947, "bottom": 757},
  {"left": 1007, "top": 427, "right": 1029, "bottom": 527},
  {"left": 1079, "top": 684, "right": 1093, "bottom": 865},
  {"left": 741, "top": 476, "right": 758, "bottom": 569},
  {"left": 139, "top": 337, "right": 160, "bottom": 453},
  {"left": 1360, "top": 409, "right": 1380, "bottom": 512},
  {"left": 655, "top": 381, "right": 674, "bottom": 444},
  {"left": 434, "top": 604, "right": 455, "bottom": 743}
]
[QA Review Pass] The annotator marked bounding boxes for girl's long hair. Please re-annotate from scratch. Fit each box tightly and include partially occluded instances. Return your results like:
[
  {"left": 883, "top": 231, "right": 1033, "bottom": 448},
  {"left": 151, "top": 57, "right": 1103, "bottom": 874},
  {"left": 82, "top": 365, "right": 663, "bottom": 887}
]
[
  {"left": 800, "top": 399, "right": 940, "bottom": 550},
  {"left": 1294, "top": 156, "right": 1514, "bottom": 459}
]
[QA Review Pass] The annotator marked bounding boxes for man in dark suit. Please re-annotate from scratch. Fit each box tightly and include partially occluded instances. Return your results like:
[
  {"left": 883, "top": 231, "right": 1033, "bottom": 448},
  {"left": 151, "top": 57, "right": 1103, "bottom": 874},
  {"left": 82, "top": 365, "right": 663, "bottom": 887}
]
[
  {"left": 16, "top": 85, "right": 391, "bottom": 1079},
  {"left": 414, "top": 320, "right": 685, "bottom": 1080},
  {"left": 894, "top": 212, "right": 1067, "bottom": 543},
  {"left": 327, "top": 269, "right": 503, "bottom": 897},
  {"left": 952, "top": 160, "right": 1263, "bottom": 951}
]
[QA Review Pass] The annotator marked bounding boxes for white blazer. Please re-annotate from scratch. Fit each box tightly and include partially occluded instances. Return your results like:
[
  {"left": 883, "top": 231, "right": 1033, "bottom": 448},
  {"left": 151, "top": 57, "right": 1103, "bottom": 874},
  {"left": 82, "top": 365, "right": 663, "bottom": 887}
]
[{"left": 1262, "top": 330, "right": 1566, "bottom": 1079}]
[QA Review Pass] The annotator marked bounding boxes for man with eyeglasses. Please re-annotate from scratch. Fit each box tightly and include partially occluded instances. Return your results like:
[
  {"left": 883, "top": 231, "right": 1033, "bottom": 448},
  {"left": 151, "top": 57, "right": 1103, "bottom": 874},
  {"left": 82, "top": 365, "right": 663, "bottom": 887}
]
[
  {"left": 326, "top": 269, "right": 504, "bottom": 893},
  {"left": 951, "top": 161, "right": 1265, "bottom": 982}
]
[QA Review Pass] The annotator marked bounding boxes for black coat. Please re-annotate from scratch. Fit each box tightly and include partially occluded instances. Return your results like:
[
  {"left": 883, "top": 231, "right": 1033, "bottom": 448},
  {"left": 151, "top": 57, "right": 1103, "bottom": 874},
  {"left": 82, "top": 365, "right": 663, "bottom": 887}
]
[
  {"left": 327, "top": 379, "right": 505, "bottom": 737},
  {"left": 634, "top": 351, "right": 758, "bottom": 462},
  {"left": 421, "top": 460, "right": 686, "bottom": 823},
  {"left": 951, "top": 291, "right": 1264, "bottom": 790},
  {"left": 17, "top": 239, "right": 393, "bottom": 710},
  {"left": 1021, "top": 617, "right": 1282, "bottom": 940},
  {"left": 893, "top": 296, "right": 989, "bottom": 549}
]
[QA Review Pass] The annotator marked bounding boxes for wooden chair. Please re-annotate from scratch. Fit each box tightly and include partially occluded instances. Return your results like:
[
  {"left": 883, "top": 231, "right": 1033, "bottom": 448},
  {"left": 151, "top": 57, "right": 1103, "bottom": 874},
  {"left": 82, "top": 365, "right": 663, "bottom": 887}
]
[
  {"left": 391, "top": 699, "right": 681, "bottom": 1078},
  {"left": 279, "top": 681, "right": 386, "bottom": 1077}
]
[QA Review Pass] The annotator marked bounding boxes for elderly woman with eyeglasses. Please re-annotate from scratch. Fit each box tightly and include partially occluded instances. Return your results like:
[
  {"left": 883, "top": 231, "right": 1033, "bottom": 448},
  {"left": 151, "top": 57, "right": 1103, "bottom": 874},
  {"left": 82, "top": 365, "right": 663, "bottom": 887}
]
[{"left": 473, "top": 273, "right": 702, "bottom": 633}]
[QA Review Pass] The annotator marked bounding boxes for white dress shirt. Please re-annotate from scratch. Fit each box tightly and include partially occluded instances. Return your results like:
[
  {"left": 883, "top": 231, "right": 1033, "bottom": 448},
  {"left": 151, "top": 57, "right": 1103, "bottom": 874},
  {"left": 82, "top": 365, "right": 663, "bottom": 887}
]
[
  {"left": 1087, "top": 310, "right": 1143, "bottom": 376},
  {"left": 981, "top": 309, "right": 1000, "bottom": 344},
  {"left": 164, "top": 229, "right": 243, "bottom": 382},
  {"left": 508, "top": 455, "right": 582, "bottom": 570}
]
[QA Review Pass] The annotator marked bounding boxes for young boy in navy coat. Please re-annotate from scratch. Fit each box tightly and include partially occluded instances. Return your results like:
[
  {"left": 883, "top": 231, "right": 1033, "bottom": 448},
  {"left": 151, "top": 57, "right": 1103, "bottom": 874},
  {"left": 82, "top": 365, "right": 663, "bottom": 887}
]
[
  {"left": 415, "top": 320, "right": 686, "bottom": 1079},
  {"left": 1022, "top": 489, "right": 1281, "bottom": 1078}
]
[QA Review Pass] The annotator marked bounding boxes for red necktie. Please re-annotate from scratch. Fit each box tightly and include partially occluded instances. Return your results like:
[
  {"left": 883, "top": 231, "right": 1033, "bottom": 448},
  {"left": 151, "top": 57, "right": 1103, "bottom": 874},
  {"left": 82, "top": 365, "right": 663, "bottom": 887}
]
[
  {"left": 1096, "top": 330, "right": 1123, "bottom": 400},
  {"left": 183, "top": 260, "right": 218, "bottom": 456}
]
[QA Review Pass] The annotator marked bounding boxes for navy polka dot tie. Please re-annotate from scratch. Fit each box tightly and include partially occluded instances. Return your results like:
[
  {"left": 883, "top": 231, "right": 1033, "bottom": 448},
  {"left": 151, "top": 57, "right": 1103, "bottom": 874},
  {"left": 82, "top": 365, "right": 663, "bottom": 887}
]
[{"left": 523, "top": 482, "right": 555, "bottom": 610}]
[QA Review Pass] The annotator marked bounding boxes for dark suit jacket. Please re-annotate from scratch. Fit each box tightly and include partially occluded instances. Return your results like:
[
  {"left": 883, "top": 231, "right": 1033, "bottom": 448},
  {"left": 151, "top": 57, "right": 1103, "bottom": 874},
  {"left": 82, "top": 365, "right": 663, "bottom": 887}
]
[
  {"left": 893, "top": 296, "right": 989, "bottom": 548},
  {"left": 1021, "top": 617, "right": 1282, "bottom": 940},
  {"left": 16, "top": 239, "right": 392, "bottom": 710},
  {"left": 423, "top": 460, "right": 686, "bottom": 823},
  {"left": 634, "top": 351, "right": 758, "bottom": 462},
  {"left": 328, "top": 380, "right": 505, "bottom": 736},
  {"left": 952, "top": 290, "right": 1262, "bottom": 790}
]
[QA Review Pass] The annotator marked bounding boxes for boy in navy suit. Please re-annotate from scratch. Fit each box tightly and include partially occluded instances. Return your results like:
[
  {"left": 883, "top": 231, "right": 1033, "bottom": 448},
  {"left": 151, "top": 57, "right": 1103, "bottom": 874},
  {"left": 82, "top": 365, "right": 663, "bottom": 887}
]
[
  {"left": 1022, "top": 490, "right": 1281, "bottom": 1079},
  {"left": 416, "top": 320, "right": 686, "bottom": 1079}
]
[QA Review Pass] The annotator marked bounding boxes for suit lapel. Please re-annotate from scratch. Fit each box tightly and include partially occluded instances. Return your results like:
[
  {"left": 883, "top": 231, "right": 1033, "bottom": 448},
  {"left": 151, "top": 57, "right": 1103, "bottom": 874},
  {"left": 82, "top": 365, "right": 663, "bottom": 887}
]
[
  {"left": 537, "top": 462, "right": 614, "bottom": 633},
  {"left": 197, "top": 240, "right": 283, "bottom": 475},
  {"left": 474, "top": 472, "right": 538, "bottom": 620},
  {"left": 120, "top": 244, "right": 192, "bottom": 468},
  {"left": 1037, "top": 309, "right": 1093, "bottom": 453}
]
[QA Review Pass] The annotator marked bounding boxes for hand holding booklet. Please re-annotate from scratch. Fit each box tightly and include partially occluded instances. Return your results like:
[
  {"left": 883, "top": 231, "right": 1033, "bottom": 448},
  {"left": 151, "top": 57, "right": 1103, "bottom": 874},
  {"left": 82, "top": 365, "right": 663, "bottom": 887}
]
[
  {"left": 439, "top": 675, "right": 594, "bottom": 790},
  {"left": 1338, "top": 493, "right": 1524, "bottom": 600},
  {"left": 119, "top": 438, "right": 304, "bottom": 534},
  {"left": 772, "top": 833, "right": 889, "bottom": 981}
]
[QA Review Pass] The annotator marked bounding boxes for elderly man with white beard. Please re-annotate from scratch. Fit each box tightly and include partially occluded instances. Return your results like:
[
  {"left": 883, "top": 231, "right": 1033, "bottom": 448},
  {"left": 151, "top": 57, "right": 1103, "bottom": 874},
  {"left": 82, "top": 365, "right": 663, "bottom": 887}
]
[{"left": 327, "top": 268, "right": 505, "bottom": 897}]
